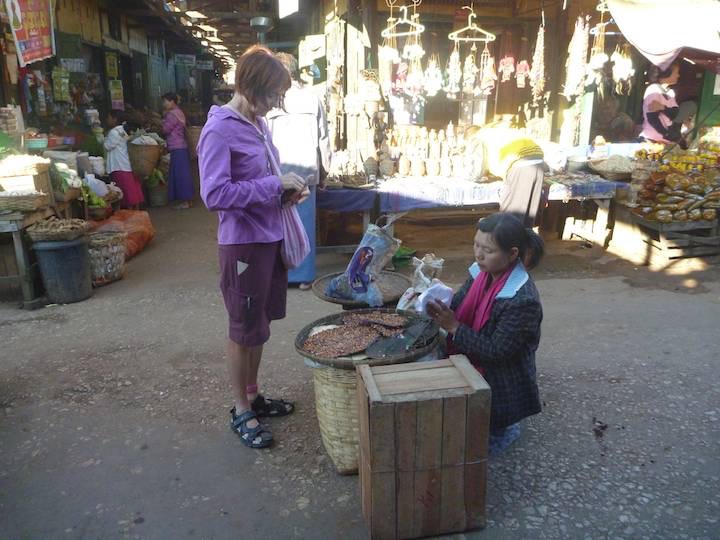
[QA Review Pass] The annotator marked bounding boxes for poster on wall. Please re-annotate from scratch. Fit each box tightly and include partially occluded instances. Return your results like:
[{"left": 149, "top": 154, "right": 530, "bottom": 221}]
[
  {"left": 105, "top": 52, "right": 119, "bottom": 79},
  {"left": 109, "top": 79, "right": 124, "bottom": 110},
  {"left": 4, "top": 0, "right": 55, "bottom": 67}
]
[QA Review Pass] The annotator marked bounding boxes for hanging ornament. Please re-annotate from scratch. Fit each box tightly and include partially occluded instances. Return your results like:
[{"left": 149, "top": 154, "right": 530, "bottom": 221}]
[
  {"left": 424, "top": 53, "right": 443, "bottom": 97},
  {"left": 499, "top": 56, "right": 515, "bottom": 83},
  {"left": 478, "top": 44, "right": 497, "bottom": 96},
  {"left": 562, "top": 16, "right": 590, "bottom": 101},
  {"left": 516, "top": 60, "right": 530, "bottom": 88},
  {"left": 444, "top": 42, "right": 462, "bottom": 98},
  {"left": 529, "top": 24, "right": 546, "bottom": 104}
]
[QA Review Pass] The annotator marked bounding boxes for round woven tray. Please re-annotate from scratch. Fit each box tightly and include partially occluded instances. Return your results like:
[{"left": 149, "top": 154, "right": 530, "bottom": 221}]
[
  {"left": 312, "top": 271, "right": 412, "bottom": 308},
  {"left": 588, "top": 160, "right": 632, "bottom": 181},
  {"left": 26, "top": 217, "right": 89, "bottom": 242},
  {"left": 295, "top": 308, "right": 439, "bottom": 370}
]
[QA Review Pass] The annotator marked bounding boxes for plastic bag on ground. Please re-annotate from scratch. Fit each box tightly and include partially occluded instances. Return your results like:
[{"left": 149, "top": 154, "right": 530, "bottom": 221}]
[
  {"left": 89, "top": 210, "right": 155, "bottom": 260},
  {"left": 326, "top": 223, "right": 401, "bottom": 307}
]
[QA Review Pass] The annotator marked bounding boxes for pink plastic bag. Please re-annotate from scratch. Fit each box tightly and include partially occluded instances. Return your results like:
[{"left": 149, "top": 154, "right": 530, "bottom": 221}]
[{"left": 280, "top": 204, "right": 310, "bottom": 269}]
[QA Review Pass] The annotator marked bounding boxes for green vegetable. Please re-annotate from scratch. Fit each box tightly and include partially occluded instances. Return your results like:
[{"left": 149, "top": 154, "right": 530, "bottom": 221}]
[
  {"left": 145, "top": 168, "right": 166, "bottom": 189},
  {"left": 80, "top": 184, "right": 108, "bottom": 208}
]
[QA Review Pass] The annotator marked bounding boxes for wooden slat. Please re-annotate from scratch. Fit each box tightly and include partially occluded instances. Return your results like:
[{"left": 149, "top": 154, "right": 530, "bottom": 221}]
[
  {"left": 374, "top": 368, "right": 468, "bottom": 396},
  {"left": 371, "top": 471, "right": 397, "bottom": 540},
  {"left": 381, "top": 387, "right": 472, "bottom": 404},
  {"left": 370, "top": 359, "right": 453, "bottom": 375},
  {"left": 440, "top": 466, "right": 467, "bottom": 534},
  {"left": 465, "top": 387, "right": 491, "bottom": 462},
  {"left": 360, "top": 454, "right": 372, "bottom": 524},
  {"left": 450, "top": 355, "right": 491, "bottom": 392},
  {"left": 396, "top": 402, "right": 417, "bottom": 471},
  {"left": 413, "top": 469, "right": 442, "bottom": 538},
  {"left": 369, "top": 402, "right": 396, "bottom": 472},
  {"left": 359, "top": 364, "right": 382, "bottom": 403},
  {"left": 396, "top": 471, "right": 414, "bottom": 539},
  {"left": 357, "top": 370, "right": 371, "bottom": 458},
  {"left": 442, "top": 397, "right": 467, "bottom": 466},
  {"left": 415, "top": 400, "right": 443, "bottom": 469},
  {"left": 464, "top": 461, "right": 488, "bottom": 530}
]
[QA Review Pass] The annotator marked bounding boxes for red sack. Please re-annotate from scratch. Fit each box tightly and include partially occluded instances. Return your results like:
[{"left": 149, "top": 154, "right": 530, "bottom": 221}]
[{"left": 89, "top": 210, "right": 155, "bottom": 259}]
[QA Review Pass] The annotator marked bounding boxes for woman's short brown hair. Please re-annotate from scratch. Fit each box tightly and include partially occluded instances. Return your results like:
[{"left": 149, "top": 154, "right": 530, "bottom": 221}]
[{"left": 235, "top": 45, "right": 291, "bottom": 107}]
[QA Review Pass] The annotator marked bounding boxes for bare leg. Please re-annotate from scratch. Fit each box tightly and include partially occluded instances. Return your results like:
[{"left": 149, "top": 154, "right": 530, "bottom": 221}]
[
  {"left": 227, "top": 340, "right": 263, "bottom": 429},
  {"left": 246, "top": 345, "right": 263, "bottom": 402}
]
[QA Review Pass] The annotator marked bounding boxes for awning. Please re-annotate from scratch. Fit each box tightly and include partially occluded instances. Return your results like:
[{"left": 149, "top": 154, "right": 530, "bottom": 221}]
[{"left": 607, "top": 0, "right": 720, "bottom": 70}]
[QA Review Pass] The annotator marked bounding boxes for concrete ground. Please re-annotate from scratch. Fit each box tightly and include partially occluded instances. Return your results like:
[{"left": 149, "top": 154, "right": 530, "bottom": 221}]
[{"left": 1, "top": 205, "right": 719, "bottom": 540}]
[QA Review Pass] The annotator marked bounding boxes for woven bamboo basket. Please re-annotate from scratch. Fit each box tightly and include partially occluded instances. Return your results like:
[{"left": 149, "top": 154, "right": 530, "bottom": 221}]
[
  {"left": 128, "top": 144, "right": 163, "bottom": 178},
  {"left": 26, "top": 217, "right": 89, "bottom": 242},
  {"left": 187, "top": 126, "right": 202, "bottom": 159},
  {"left": 312, "top": 366, "right": 361, "bottom": 475},
  {"left": 88, "top": 231, "right": 127, "bottom": 287},
  {"left": 0, "top": 193, "right": 49, "bottom": 211}
]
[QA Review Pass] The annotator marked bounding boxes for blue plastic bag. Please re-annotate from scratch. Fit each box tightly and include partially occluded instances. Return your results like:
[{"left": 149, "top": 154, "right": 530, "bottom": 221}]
[{"left": 326, "top": 223, "right": 401, "bottom": 307}]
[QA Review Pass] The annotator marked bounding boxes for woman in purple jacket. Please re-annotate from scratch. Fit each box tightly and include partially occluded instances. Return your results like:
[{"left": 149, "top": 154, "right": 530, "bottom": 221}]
[
  {"left": 162, "top": 92, "right": 194, "bottom": 209},
  {"left": 198, "top": 46, "right": 308, "bottom": 449}
]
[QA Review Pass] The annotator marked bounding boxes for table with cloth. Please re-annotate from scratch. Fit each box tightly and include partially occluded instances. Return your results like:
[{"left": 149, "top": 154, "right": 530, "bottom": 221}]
[{"left": 316, "top": 174, "right": 621, "bottom": 247}]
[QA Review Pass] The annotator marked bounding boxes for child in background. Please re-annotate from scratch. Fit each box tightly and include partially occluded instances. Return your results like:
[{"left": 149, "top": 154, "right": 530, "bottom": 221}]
[{"left": 104, "top": 110, "right": 144, "bottom": 210}]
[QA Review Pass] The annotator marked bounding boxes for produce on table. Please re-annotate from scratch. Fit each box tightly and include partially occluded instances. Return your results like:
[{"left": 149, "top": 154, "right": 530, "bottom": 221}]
[{"left": 633, "top": 169, "right": 720, "bottom": 223}]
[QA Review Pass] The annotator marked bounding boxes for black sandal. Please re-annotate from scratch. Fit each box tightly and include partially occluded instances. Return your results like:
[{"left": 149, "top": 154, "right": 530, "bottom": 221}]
[
  {"left": 230, "top": 408, "right": 273, "bottom": 449},
  {"left": 251, "top": 394, "right": 295, "bottom": 418}
]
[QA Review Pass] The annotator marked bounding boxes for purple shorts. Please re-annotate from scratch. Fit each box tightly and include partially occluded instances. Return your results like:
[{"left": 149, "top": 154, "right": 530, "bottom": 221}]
[{"left": 218, "top": 242, "right": 287, "bottom": 346}]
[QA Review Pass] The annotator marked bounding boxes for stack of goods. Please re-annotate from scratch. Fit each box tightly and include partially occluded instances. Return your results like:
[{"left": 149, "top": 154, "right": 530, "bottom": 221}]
[
  {"left": 0, "top": 107, "right": 21, "bottom": 136},
  {"left": 302, "top": 311, "right": 408, "bottom": 359},
  {"left": 386, "top": 123, "right": 479, "bottom": 179},
  {"left": 633, "top": 169, "right": 720, "bottom": 223}
]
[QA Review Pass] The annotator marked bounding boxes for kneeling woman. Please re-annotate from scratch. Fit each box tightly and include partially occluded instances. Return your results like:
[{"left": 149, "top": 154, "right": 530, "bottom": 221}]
[{"left": 427, "top": 213, "right": 544, "bottom": 455}]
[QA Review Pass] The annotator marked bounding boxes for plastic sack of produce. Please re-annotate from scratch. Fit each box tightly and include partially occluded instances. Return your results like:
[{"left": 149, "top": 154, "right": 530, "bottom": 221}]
[
  {"left": 89, "top": 210, "right": 155, "bottom": 260},
  {"left": 397, "top": 254, "right": 445, "bottom": 311},
  {"left": 325, "top": 220, "right": 401, "bottom": 307}
]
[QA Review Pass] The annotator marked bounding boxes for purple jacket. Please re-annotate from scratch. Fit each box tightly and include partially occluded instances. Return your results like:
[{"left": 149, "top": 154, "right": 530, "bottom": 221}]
[
  {"left": 162, "top": 108, "right": 188, "bottom": 150},
  {"left": 198, "top": 105, "right": 283, "bottom": 245}
]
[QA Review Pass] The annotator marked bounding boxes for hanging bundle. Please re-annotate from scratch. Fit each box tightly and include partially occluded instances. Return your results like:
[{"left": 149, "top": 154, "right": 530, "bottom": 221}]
[
  {"left": 462, "top": 45, "right": 479, "bottom": 95},
  {"left": 562, "top": 16, "right": 590, "bottom": 101},
  {"left": 516, "top": 35, "right": 530, "bottom": 89},
  {"left": 529, "top": 24, "right": 546, "bottom": 103},
  {"left": 611, "top": 42, "right": 635, "bottom": 95},
  {"left": 445, "top": 42, "right": 462, "bottom": 98}
]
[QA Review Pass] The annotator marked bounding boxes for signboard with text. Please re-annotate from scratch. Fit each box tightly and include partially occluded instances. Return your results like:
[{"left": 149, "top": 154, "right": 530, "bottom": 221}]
[
  {"left": 175, "top": 54, "right": 196, "bottom": 67},
  {"left": 4, "top": 0, "right": 55, "bottom": 67},
  {"left": 195, "top": 59, "right": 214, "bottom": 70}
]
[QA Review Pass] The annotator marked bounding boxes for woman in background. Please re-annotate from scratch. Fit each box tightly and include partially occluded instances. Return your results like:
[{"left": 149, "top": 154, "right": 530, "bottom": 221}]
[
  {"left": 162, "top": 92, "right": 194, "bottom": 209},
  {"left": 104, "top": 109, "right": 144, "bottom": 210}
]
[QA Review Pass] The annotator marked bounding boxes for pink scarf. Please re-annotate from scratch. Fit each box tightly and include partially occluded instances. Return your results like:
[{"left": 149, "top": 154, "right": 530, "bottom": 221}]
[{"left": 448, "top": 265, "right": 514, "bottom": 370}]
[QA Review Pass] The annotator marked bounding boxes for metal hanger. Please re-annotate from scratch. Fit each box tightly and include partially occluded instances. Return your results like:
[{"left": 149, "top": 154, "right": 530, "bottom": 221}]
[
  {"left": 448, "top": 5, "right": 496, "bottom": 44},
  {"left": 381, "top": 5, "right": 425, "bottom": 39}
]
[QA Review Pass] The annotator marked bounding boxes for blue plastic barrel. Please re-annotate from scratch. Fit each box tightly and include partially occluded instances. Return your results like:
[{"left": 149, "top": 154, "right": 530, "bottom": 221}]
[{"left": 33, "top": 237, "right": 93, "bottom": 304}]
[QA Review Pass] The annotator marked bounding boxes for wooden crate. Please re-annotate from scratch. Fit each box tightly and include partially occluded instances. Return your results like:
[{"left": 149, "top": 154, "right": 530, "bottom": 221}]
[
  {"left": 357, "top": 356, "right": 491, "bottom": 540},
  {"left": 610, "top": 205, "right": 720, "bottom": 267},
  {"left": 0, "top": 170, "right": 55, "bottom": 205}
]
